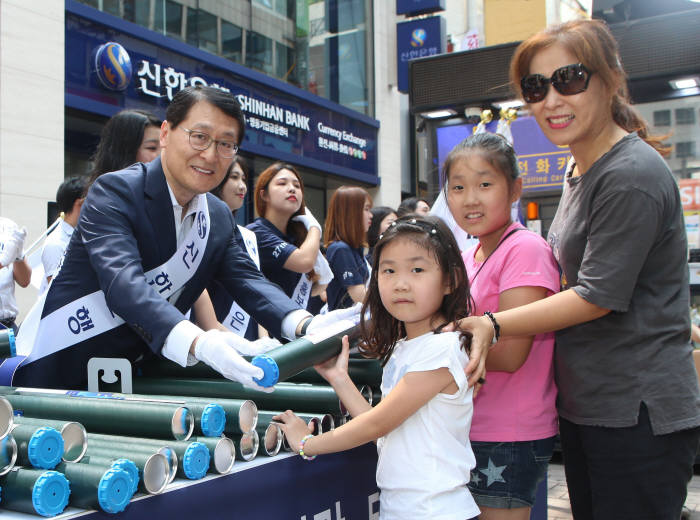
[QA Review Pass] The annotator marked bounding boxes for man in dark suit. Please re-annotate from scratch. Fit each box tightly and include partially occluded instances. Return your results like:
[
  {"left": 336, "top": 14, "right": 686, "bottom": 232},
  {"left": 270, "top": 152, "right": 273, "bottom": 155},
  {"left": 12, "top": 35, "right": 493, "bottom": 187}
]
[{"left": 10, "top": 86, "right": 345, "bottom": 390}]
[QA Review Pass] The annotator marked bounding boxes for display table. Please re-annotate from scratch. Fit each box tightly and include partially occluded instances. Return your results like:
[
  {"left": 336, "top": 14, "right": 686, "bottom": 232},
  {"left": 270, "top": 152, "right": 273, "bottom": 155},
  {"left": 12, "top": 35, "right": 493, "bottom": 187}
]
[{"left": 3, "top": 445, "right": 379, "bottom": 519}]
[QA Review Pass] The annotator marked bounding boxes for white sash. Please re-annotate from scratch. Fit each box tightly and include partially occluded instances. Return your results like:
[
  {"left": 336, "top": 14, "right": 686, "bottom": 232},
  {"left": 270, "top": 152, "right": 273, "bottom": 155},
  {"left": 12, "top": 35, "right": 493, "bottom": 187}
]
[
  {"left": 291, "top": 273, "right": 312, "bottom": 310},
  {"left": 17, "top": 198, "right": 211, "bottom": 362},
  {"left": 221, "top": 226, "right": 259, "bottom": 337}
]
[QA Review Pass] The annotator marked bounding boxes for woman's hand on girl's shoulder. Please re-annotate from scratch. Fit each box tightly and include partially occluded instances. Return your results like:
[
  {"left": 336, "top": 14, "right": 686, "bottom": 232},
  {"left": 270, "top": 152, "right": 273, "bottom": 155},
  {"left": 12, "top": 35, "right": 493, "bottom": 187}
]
[
  {"left": 273, "top": 410, "right": 315, "bottom": 453},
  {"left": 443, "top": 316, "right": 492, "bottom": 387},
  {"left": 314, "top": 334, "right": 351, "bottom": 385}
]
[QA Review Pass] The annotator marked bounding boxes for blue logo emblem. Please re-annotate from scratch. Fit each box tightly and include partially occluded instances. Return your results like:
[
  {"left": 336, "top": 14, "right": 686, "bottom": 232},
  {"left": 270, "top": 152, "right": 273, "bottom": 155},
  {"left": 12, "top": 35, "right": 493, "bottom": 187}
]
[
  {"left": 94, "top": 42, "right": 132, "bottom": 91},
  {"left": 197, "top": 212, "right": 207, "bottom": 239},
  {"left": 410, "top": 28, "right": 427, "bottom": 48}
]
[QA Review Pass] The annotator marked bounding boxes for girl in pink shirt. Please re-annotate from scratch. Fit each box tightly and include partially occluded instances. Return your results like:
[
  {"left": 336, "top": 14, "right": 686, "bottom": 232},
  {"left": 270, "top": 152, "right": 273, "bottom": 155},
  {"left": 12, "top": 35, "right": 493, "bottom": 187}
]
[{"left": 445, "top": 133, "right": 560, "bottom": 519}]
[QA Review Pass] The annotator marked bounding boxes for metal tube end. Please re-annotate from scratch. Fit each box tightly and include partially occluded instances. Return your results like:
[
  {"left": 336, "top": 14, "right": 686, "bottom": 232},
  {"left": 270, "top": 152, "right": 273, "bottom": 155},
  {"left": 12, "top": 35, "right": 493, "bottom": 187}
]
[
  {"left": 0, "top": 396, "right": 13, "bottom": 438},
  {"left": 172, "top": 406, "right": 194, "bottom": 441},
  {"left": 321, "top": 414, "right": 335, "bottom": 432},
  {"left": 0, "top": 434, "right": 17, "bottom": 475},
  {"left": 238, "top": 400, "right": 258, "bottom": 433},
  {"left": 60, "top": 422, "right": 88, "bottom": 462},
  {"left": 212, "top": 436, "right": 235, "bottom": 474},
  {"left": 238, "top": 431, "right": 259, "bottom": 462},
  {"left": 157, "top": 447, "right": 178, "bottom": 484},
  {"left": 308, "top": 417, "right": 322, "bottom": 435},
  {"left": 262, "top": 424, "right": 283, "bottom": 456},
  {"left": 142, "top": 453, "right": 169, "bottom": 494}
]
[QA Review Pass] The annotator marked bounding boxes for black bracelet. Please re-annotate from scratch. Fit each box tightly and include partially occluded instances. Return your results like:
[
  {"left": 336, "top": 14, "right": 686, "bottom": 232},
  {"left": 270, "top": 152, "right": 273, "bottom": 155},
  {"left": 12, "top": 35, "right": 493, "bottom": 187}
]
[{"left": 483, "top": 311, "right": 500, "bottom": 344}]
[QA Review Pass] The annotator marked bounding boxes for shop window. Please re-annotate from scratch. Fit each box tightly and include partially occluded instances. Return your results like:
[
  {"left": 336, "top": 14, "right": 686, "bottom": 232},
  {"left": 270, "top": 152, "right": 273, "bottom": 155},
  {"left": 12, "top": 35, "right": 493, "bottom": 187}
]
[
  {"left": 677, "top": 141, "right": 697, "bottom": 158},
  {"left": 676, "top": 108, "right": 697, "bottom": 125},
  {"left": 186, "top": 8, "right": 217, "bottom": 54},
  {"left": 221, "top": 20, "right": 243, "bottom": 63},
  {"left": 102, "top": 0, "right": 121, "bottom": 18},
  {"left": 653, "top": 110, "right": 671, "bottom": 126},
  {"left": 154, "top": 0, "right": 183, "bottom": 40},
  {"left": 246, "top": 32, "right": 274, "bottom": 75}
]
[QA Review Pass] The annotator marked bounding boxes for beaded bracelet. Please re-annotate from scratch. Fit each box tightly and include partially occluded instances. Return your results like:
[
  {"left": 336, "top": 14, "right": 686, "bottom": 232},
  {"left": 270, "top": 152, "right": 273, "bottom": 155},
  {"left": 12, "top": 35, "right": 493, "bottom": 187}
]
[{"left": 299, "top": 434, "right": 316, "bottom": 461}]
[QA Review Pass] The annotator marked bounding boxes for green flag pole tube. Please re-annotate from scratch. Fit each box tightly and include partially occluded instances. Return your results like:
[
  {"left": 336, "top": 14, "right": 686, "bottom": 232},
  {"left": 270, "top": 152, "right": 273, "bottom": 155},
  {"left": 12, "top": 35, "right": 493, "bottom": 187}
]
[
  {"left": 0, "top": 434, "right": 18, "bottom": 476},
  {"left": 257, "top": 411, "right": 334, "bottom": 435},
  {"left": 0, "top": 395, "right": 13, "bottom": 438},
  {"left": 129, "top": 378, "right": 345, "bottom": 415},
  {"left": 87, "top": 434, "right": 209, "bottom": 481},
  {"left": 0, "top": 467, "right": 70, "bottom": 516},
  {"left": 251, "top": 322, "right": 360, "bottom": 387},
  {"left": 90, "top": 389, "right": 255, "bottom": 436},
  {"left": 0, "top": 329, "right": 16, "bottom": 358},
  {"left": 55, "top": 462, "right": 133, "bottom": 514},
  {"left": 14, "top": 417, "right": 87, "bottom": 463},
  {"left": 3, "top": 393, "right": 193, "bottom": 441},
  {"left": 231, "top": 430, "right": 258, "bottom": 462},
  {"left": 287, "top": 358, "right": 382, "bottom": 387},
  {"left": 83, "top": 446, "right": 174, "bottom": 490},
  {"left": 255, "top": 421, "right": 282, "bottom": 457},
  {"left": 11, "top": 424, "right": 64, "bottom": 469},
  {"left": 79, "top": 454, "right": 168, "bottom": 496},
  {"left": 190, "top": 436, "right": 235, "bottom": 474}
]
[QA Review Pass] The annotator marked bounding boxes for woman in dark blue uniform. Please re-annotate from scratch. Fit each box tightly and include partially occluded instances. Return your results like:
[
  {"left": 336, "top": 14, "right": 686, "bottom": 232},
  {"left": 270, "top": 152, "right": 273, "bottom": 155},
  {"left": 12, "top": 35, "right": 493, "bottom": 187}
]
[
  {"left": 247, "top": 163, "right": 322, "bottom": 311},
  {"left": 324, "top": 186, "right": 373, "bottom": 311}
]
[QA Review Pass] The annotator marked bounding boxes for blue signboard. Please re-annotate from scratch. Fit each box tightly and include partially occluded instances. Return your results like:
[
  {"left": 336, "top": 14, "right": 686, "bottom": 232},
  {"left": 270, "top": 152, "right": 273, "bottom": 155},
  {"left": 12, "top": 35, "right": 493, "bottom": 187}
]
[
  {"left": 65, "top": 1, "right": 379, "bottom": 185},
  {"left": 435, "top": 116, "right": 571, "bottom": 192},
  {"left": 396, "top": 16, "right": 445, "bottom": 93},
  {"left": 396, "top": 0, "right": 446, "bottom": 16}
]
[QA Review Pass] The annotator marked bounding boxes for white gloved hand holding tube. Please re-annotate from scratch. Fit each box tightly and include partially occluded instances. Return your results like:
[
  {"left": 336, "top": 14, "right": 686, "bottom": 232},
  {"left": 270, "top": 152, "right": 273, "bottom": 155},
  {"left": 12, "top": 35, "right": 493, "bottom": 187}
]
[
  {"left": 291, "top": 208, "right": 322, "bottom": 234},
  {"left": 194, "top": 330, "right": 273, "bottom": 392}
]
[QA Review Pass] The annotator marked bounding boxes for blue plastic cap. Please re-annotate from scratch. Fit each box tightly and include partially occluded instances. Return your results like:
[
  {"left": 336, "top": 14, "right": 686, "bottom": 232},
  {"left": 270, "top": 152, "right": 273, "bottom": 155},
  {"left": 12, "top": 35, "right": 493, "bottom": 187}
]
[
  {"left": 252, "top": 354, "right": 279, "bottom": 387},
  {"left": 111, "top": 459, "right": 139, "bottom": 496},
  {"left": 200, "top": 404, "right": 226, "bottom": 437},
  {"left": 7, "top": 329, "right": 15, "bottom": 357},
  {"left": 32, "top": 470, "right": 70, "bottom": 517},
  {"left": 97, "top": 467, "right": 132, "bottom": 514},
  {"left": 182, "top": 442, "right": 210, "bottom": 480},
  {"left": 28, "top": 427, "right": 64, "bottom": 469}
]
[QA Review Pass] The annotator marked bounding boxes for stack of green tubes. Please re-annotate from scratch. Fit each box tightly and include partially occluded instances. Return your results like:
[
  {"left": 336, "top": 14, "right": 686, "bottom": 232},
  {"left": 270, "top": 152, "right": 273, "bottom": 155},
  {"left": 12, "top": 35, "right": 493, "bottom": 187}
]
[
  {"left": 1, "top": 393, "right": 193, "bottom": 440},
  {"left": 287, "top": 358, "right": 382, "bottom": 387}
]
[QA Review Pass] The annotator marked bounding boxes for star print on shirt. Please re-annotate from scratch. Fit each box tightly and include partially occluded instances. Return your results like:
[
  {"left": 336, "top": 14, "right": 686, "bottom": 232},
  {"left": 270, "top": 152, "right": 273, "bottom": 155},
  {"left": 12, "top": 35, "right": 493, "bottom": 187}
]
[
  {"left": 479, "top": 458, "right": 507, "bottom": 487},
  {"left": 470, "top": 471, "right": 482, "bottom": 486}
]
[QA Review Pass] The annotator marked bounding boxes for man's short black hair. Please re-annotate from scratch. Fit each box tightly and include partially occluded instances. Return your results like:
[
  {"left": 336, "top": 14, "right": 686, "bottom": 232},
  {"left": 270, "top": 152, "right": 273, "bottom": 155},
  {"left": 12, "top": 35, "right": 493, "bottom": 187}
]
[
  {"left": 166, "top": 86, "right": 246, "bottom": 144},
  {"left": 56, "top": 177, "right": 88, "bottom": 214}
]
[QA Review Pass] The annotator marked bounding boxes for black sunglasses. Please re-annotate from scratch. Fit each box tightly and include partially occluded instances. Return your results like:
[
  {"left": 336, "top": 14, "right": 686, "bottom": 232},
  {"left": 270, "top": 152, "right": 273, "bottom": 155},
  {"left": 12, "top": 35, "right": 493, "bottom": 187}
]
[{"left": 520, "top": 63, "right": 593, "bottom": 104}]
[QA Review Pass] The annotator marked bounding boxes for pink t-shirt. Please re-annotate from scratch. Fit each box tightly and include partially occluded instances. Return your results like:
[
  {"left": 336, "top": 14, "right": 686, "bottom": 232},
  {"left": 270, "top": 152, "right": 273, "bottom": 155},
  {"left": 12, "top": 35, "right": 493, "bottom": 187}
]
[{"left": 463, "top": 222, "right": 560, "bottom": 442}]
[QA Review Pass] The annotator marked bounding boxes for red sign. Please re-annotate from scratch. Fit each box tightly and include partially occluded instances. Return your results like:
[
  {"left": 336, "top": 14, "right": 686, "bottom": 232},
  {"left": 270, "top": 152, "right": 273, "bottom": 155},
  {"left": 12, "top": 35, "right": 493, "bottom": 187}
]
[{"left": 679, "top": 179, "right": 700, "bottom": 211}]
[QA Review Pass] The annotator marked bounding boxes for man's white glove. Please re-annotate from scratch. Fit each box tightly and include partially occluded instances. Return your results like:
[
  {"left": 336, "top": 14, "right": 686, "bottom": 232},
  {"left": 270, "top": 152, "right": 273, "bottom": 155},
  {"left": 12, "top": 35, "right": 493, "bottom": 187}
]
[
  {"left": 220, "top": 333, "right": 282, "bottom": 357},
  {"left": 291, "top": 208, "right": 322, "bottom": 234},
  {"left": 306, "top": 302, "right": 363, "bottom": 336},
  {"left": 0, "top": 227, "right": 26, "bottom": 266},
  {"left": 194, "top": 330, "right": 272, "bottom": 392}
]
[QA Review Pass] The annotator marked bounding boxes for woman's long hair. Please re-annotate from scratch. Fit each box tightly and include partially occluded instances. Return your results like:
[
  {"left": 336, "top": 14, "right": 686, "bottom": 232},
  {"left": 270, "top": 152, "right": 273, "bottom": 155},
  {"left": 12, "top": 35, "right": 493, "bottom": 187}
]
[
  {"left": 324, "top": 186, "right": 371, "bottom": 249},
  {"left": 510, "top": 19, "right": 670, "bottom": 156}
]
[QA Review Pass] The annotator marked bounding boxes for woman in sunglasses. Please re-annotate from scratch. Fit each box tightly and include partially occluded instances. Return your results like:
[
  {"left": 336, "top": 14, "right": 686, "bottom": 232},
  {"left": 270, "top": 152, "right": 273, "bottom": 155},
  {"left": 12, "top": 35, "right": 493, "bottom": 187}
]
[{"left": 451, "top": 19, "right": 700, "bottom": 519}]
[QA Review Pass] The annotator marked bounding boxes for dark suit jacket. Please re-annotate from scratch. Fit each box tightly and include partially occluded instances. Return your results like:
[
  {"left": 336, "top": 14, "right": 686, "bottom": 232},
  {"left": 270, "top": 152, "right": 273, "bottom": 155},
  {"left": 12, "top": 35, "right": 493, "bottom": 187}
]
[{"left": 15, "top": 158, "right": 298, "bottom": 389}]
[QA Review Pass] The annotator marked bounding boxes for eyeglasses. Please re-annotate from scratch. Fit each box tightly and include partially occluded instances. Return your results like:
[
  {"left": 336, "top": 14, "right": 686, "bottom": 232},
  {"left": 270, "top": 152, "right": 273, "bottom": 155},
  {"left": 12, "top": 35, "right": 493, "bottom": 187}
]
[
  {"left": 520, "top": 63, "right": 593, "bottom": 104},
  {"left": 182, "top": 128, "right": 239, "bottom": 158}
]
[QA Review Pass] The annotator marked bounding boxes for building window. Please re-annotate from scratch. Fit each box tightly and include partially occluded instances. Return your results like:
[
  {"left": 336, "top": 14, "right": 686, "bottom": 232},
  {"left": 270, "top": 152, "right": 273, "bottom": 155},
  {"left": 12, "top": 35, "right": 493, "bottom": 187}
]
[
  {"left": 221, "top": 20, "right": 243, "bottom": 63},
  {"left": 123, "top": 0, "right": 151, "bottom": 28},
  {"left": 676, "top": 108, "right": 697, "bottom": 125},
  {"left": 276, "top": 42, "right": 298, "bottom": 85},
  {"left": 246, "top": 32, "right": 274, "bottom": 75},
  {"left": 653, "top": 110, "right": 671, "bottom": 126},
  {"left": 154, "top": 0, "right": 183, "bottom": 40},
  {"left": 677, "top": 141, "right": 696, "bottom": 159},
  {"left": 186, "top": 8, "right": 217, "bottom": 54}
]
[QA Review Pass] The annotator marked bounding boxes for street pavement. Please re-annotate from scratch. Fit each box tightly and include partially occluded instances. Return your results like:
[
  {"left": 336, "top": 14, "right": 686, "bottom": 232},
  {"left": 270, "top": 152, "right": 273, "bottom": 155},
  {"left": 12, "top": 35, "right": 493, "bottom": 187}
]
[{"left": 546, "top": 460, "right": 700, "bottom": 519}]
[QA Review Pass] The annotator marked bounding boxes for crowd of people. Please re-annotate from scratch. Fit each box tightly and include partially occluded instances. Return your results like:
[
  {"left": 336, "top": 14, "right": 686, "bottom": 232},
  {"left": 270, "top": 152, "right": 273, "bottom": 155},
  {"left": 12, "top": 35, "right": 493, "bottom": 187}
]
[{"left": 0, "top": 18, "right": 698, "bottom": 520}]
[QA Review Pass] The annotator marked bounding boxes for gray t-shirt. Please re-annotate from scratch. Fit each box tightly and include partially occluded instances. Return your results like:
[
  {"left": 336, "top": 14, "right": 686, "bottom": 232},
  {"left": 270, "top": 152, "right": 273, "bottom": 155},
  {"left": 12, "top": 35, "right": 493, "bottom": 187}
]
[{"left": 548, "top": 133, "right": 700, "bottom": 435}]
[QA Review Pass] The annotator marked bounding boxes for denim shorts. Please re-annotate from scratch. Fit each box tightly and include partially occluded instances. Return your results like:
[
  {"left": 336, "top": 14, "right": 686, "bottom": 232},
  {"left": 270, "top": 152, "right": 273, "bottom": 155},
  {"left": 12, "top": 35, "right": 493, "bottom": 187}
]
[{"left": 467, "top": 436, "right": 555, "bottom": 508}]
